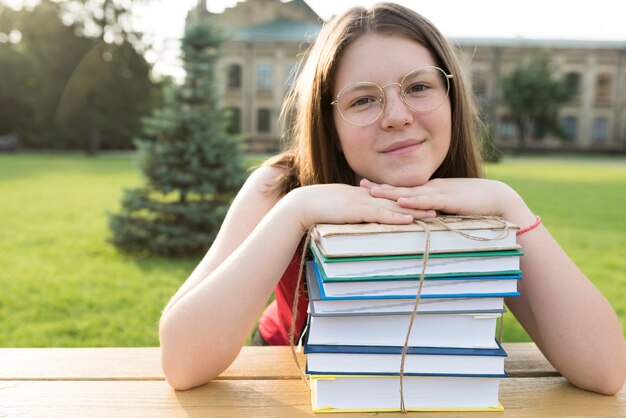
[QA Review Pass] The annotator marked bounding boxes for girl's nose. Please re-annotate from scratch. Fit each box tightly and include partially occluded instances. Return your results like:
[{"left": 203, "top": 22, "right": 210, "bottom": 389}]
[{"left": 379, "top": 84, "right": 414, "bottom": 130}]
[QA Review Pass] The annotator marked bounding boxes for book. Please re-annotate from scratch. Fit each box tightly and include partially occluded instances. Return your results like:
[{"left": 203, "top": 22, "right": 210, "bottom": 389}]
[
  {"left": 305, "top": 341, "right": 507, "bottom": 376},
  {"left": 311, "top": 260, "right": 520, "bottom": 299},
  {"left": 311, "top": 241, "right": 522, "bottom": 279},
  {"left": 306, "top": 311, "right": 503, "bottom": 348},
  {"left": 306, "top": 261, "right": 508, "bottom": 315},
  {"left": 304, "top": 217, "right": 522, "bottom": 414},
  {"left": 311, "top": 216, "right": 519, "bottom": 257},
  {"left": 310, "top": 374, "right": 504, "bottom": 412}
]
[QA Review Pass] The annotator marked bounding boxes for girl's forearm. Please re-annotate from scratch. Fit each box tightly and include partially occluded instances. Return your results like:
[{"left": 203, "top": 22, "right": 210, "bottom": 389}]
[
  {"left": 159, "top": 194, "right": 306, "bottom": 390},
  {"left": 508, "top": 225, "right": 626, "bottom": 394}
]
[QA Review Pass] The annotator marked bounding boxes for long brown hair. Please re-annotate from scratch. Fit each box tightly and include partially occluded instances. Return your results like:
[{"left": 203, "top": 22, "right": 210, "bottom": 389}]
[{"left": 267, "top": 2, "right": 482, "bottom": 196}]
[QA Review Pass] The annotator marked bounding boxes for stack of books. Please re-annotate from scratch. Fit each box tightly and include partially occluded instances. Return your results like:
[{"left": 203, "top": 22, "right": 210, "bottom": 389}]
[{"left": 303, "top": 217, "right": 522, "bottom": 413}]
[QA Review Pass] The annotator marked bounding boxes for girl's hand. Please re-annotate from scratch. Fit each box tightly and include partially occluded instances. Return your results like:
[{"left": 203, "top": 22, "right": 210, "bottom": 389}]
[
  {"left": 360, "top": 178, "right": 532, "bottom": 222},
  {"left": 285, "top": 183, "right": 437, "bottom": 231}
]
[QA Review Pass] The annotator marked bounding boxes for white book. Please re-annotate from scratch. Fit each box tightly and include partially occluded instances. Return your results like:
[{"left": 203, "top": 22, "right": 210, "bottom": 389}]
[
  {"left": 310, "top": 375, "right": 503, "bottom": 412},
  {"left": 311, "top": 241, "right": 522, "bottom": 279},
  {"left": 306, "top": 312, "right": 502, "bottom": 348},
  {"left": 312, "top": 217, "right": 519, "bottom": 257},
  {"left": 309, "top": 296, "right": 506, "bottom": 315}
]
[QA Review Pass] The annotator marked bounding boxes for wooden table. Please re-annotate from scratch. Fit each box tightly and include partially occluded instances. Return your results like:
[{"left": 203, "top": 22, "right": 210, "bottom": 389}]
[{"left": 0, "top": 344, "right": 624, "bottom": 417}]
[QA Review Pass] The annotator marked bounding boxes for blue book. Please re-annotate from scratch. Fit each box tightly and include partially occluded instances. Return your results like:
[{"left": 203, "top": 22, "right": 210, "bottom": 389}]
[
  {"left": 306, "top": 261, "right": 515, "bottom": 315},
  {"left": 305, "top": 338, "right": 507, "bottom": 376}
]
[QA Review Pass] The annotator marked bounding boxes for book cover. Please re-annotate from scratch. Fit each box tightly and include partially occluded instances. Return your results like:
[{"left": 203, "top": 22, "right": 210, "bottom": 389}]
[
  {"left": 310, "top": 374, "right": 504, "bottom": 412},
  {"left": 306, "top": 261, "right": 510, "bottom": 315},
  {"left": 312, "top": 260, "right": 521, "bottom": 299},
  {"left": 311, "top": 241, "right": 523, "bottom": 279},
  {"left": 305, "top": 339, "right": 507, "bottom": 376},
  {"left": 312, "top": 216, "right": 519, "bottom": 257},
  {"left": 306, "top": 312, "right": 503, "bottom": 348}
]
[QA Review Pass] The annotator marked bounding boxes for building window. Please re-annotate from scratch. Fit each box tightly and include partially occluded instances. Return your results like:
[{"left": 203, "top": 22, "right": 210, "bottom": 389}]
[
  {"left": 225, "top": 107, "right": 241, "bottom": 135},
  {"left": 565, "top": 72, "right": 580, "bottom": 98},
  {"left": 257, "top": 63, "right": 273, "bottom": 91},
  {"left": 595, "top": 73, "right": 612, "bottom": 103},
  {"left": 498, "top": 117, "right": 516, "bottom": 140},
  {"left": 592, "top": 117, "right": 608, "bottom": 143},
  {"left": 227, "top": 64, "right": 241, "bottom": 90},
  {"left": 561, "top": 116, "right": 578, "bottom": 141},
  {"left": 257, "top": 108, "right": 271, "bottom": 133}
]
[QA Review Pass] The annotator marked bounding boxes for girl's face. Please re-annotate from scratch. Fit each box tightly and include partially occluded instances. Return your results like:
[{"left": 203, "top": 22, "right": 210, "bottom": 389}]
[{"left": 332, "top": 33, "right": 452, "bottom": 187}]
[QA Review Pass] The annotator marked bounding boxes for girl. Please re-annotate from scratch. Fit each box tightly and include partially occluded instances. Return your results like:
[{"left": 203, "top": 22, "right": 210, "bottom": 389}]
[{"left": 159, "top": 3, "right": 626, "bottom": 393}]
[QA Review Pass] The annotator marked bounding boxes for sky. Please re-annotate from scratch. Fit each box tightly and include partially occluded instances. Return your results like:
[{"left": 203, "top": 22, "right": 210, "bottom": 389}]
[
  {"left": 134, "top": 0, "right": 626, "bottom": 79},
  {"left": 4, "top": 0, "right": 626, "bottom": 79}
]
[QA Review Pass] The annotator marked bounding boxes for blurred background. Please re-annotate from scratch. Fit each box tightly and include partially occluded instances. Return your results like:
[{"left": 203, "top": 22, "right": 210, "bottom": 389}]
[{"left": 0, "top": 0, "right": 624, "bottom": 348}]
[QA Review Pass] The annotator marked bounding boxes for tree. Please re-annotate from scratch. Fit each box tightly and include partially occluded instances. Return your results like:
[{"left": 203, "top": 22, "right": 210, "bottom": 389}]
[
  {"left": 108, "top": 13, "right": 246, "bottom": 256},
  {"left": 56, "top": 0, "right": 150, "bottom": 51},
  {"left": 54, "top": 38, "right": 157, "bottom": 152},
  {"left": 52, "top": 0, "right": 157, "bottom": 153},
  {"left": 501, "top": 54, "right": 572, "bottom": 149},
  {"left": 0, "top": 42, "right": 33, "bottom": 136},
  {"left": 1, "top": 0, "right": 157, "bottom": 152},
  {"left": 1, "top": 1, "right": 89, "bottom": 147}
]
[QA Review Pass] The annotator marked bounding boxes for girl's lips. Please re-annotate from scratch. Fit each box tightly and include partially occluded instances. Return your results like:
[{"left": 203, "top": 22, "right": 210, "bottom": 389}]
[{"left": 380, "top": 139, "right": 425, "bottom": 155}]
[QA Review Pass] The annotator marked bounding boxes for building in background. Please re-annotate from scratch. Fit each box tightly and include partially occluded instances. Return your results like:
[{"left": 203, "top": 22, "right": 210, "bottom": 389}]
[
  {"left": 458, "top": 38, "right": 626, "bottom": 152},
  {"left": 196, "top": 1, "right": 626, "bottom": 153},
  {"left": 196, "top": 0, "right": 321, "bottom": 152}
]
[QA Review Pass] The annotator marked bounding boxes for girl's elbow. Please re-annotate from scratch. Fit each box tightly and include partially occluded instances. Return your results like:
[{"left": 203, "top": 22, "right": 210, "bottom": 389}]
[
  {"left": 571, "top": 365, "right": 626, "bottom": 396},
  {"left": 584, "top": 375, "right": 625, "bottom": 396},
  {"left": 601, "top": 381, "right": 625, "bottom": 396},
  {"left": 161, "top": 348, "right": 219, "bottom": 391},
  {"left": 164, "top": 369, "right": 211, "bottom": 391},
  {"left": 158, "top": 315, "right": 241, "bottom": 390},
  {"left": 599, "top": 367, "right": 626, "bottom": 395}
]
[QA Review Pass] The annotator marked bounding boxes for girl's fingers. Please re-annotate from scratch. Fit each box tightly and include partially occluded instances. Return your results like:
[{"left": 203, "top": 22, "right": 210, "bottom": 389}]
[
  {"left": 369, "top": 184, "right": 431, "bottom": 201},
  {"left": 362, "top": 207, "right": 435, "bottom": 225},
  {"left": 370, "top": 198, "right": 437, "bottom": 221},
  {"left": 359, "top": 178, "right": 375, "bottom": 189},
  {"left": 371, "top": 209, "right": 414, "bottom": 224},
  {"left": 398, "top": 194, "right": 442, "bottom": 210}
]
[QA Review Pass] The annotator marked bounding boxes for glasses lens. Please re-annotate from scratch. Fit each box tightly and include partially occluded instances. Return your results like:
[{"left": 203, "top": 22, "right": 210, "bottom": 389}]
[
  {"left": 336, "top": 82, "right": 384, "bottom": 126},
  {"left": 401, "top": 67, "right": 450, "bottom": 112}
]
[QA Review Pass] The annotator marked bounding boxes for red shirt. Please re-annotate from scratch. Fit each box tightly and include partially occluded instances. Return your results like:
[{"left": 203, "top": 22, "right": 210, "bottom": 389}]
[{"left": 257, "top": 244, "right": 309, "bottom": 345}]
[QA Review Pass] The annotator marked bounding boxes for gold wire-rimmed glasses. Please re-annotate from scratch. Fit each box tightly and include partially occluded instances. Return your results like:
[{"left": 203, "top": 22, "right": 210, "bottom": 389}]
[{"left": 330, "top": 66, "right": 453, "bottom": 127}]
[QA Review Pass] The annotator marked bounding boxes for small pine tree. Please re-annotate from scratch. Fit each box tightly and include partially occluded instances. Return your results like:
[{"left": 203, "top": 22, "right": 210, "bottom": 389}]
[{"left": 108, "top": 14, "right": 245, "bottom": 256}]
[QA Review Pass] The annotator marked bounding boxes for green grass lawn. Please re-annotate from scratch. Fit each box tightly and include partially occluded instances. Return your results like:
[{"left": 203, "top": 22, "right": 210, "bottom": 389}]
[
  {"left": 0, "top": 153, "right": 625, "bottom": 347},
  {"left": 485, "top": 158, "right": 626, "bottom": 340}
]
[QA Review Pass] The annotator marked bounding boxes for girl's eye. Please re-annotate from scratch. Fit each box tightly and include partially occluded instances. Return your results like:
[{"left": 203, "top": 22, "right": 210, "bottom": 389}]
[
  {"left": 406, "top": 83, "right": 427, "bottom": 94},
  {"left": 350, "top": 97, "right": 376, "bottom": 108}
]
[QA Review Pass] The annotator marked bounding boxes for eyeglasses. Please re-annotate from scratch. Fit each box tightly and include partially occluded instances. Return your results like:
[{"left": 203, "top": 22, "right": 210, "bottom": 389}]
[{"left": 331, "top": 66, "right": 453, "bottom": 127}]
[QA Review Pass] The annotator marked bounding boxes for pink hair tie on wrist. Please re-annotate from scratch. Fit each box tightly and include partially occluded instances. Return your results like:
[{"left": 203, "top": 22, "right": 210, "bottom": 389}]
[{"left": 516, "top": 216, "right": 541, "bottom": 236}]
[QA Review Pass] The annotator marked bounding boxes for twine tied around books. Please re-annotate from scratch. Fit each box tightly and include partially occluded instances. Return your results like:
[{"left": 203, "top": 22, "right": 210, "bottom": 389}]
[
  {"left": 289, "top": 215, "right": 511, "bottom": 411},
  {"left": 289, "top": 230, "right": 313, "bottom": 390}
]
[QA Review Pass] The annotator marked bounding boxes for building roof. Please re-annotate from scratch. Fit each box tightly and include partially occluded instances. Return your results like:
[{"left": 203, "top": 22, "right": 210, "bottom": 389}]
[
  {"left": 451, "top": 37, "right": 626, "bottom": 50},
  {"left": 231, "top": 18, "right": 321, "bottom": 42}
]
